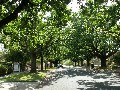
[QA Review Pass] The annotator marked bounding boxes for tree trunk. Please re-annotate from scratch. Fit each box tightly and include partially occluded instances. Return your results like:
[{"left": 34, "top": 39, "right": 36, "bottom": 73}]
[
  {"left": 87, "top": 60, "right": 90, "bottom": 67},
  {"left": 75, "top": 61, "right": 77, "bottom": 66},
  {"left": 78, "top": 61, "right": 80, "bottom": 66},
  {"left": 81, "top": 60, "right": 83, "bottom": 66},
  {"left": 0, "top": 0, "right": 29, "bottom": 28},
  {"left": 30, "top": 52, "right": 36, "bottom": 73},
  {"left": 21, "top": 61, "right": 27, "bottom": 72},
  {"left": 100, "top": 57, "right": 107, "bottom": 68},
  {"left": 41, "top": 54, "right": 43, "bottom": 71},
  {"left": 45, "top": 63, "right": 47, "bottom": 70},
  {"left": 40, "top": 44, "right": 44, "bottom": 71},
  {"left": 50, "top": 61, "right": 53, "bottom": 68}
]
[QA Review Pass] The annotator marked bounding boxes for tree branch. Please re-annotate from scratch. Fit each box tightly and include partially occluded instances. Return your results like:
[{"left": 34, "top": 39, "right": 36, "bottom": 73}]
[
  {"left": 0, "top": 0, "right": 29, "bottom": 29},
  {"left": 0, "top": 0, "right": 9, "bottom": 5},
  {"left": 106, "top": 49, "right": 118, "bottom": 58}
]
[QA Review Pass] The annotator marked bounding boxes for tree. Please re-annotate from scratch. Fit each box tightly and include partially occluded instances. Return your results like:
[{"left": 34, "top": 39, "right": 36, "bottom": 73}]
[
  {"left": 113, "top": 51, "right": 120, "bottom": 65},
  {"left": 1, "top": 0, "right": 71, "bottom": 73},
  {"left": 69, "top": 0, "right": 120, "bottom": 67},
  {"left": 0, "top": 0, "right": 71, "bottom": 29}
]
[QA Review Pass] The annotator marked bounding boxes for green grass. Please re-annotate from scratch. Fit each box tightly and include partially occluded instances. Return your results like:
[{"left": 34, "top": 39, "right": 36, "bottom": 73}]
[{"left": 0, "top": 72, "right": 46, "bottom": 82}]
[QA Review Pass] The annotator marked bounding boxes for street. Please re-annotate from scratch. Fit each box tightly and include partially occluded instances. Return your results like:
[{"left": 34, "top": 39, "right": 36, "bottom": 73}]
[{"left": 0, "top": 67, "right": 120, "bottom": 90}]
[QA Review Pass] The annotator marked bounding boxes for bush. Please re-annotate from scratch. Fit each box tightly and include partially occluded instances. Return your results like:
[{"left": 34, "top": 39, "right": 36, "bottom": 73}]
[
  {"left": 113, "top": 51, "right": 120, "bottom": 65},
  {"left": 7, "top": 66, "right": 13, "bottom": 74},
  {"left": 0, "top": 64, "right": 13, "bottom": 76},
  {"left": 112, "top": 65, "right": 118, "bottom": 69},
  {"left": 0, "top": 65, "right": 7, "bottom": 76}
]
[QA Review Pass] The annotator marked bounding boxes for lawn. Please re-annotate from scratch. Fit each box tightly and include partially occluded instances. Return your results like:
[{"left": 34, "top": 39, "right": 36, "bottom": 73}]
[{"left": 0, "top": 72, "right": 46, "bottom": 82}]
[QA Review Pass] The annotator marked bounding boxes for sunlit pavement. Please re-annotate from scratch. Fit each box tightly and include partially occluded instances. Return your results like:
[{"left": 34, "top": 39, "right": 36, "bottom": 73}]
[{"left": 0, "top": 67, "right": 120, "bottom": 90}]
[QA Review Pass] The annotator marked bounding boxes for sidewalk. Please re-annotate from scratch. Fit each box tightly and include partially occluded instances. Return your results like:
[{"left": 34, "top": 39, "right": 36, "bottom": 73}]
[{"left": 0, "top": 81, "right": 38, "bottom": 90}]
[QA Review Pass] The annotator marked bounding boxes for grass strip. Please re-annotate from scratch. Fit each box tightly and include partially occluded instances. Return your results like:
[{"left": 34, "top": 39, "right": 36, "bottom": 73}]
[{"left": 0, "top": 72, "right": 46, "bottom": 82}]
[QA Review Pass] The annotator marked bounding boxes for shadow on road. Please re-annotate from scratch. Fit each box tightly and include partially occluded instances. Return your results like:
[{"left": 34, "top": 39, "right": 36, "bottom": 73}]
[
  {"left": 36, "top": 67, "right": 120, "bottom": 90},
  {"left": 0, "top": 67, "right": 120, "bottom": 90}
]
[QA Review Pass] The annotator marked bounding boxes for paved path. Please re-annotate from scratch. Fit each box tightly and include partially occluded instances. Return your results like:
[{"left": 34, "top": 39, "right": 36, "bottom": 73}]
[{"left": 0, "top": 67, "right": 120, "bottom": 90}]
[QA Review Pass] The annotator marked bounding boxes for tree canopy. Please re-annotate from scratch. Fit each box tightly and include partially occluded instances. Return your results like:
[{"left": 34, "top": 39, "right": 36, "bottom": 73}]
[
  {"left": 66, "top": 0, "right": 120, "bottom": 67},
  {"left": 0, "top": 0, "right": 120, "bottom": 73},
  {"left": 0, "top": 0, "right": 71, "bottom": 28}
]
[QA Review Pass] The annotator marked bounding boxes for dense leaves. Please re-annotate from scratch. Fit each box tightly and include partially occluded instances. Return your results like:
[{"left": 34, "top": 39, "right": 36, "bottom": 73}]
[
  {"left": 0, "top": 0, "right": 71, "bottom": 73},
  {"left": 67, "top": 0, "right": 120, "bottom": 67},
  {"left": 0, "top": 0, "right": 71, "bottom": 28},
  {"left": 0, "top": 0, "right": 120, "bottom": 73},
  {"left": 113, "top": 51, "right": 120, "bottom": 65}
]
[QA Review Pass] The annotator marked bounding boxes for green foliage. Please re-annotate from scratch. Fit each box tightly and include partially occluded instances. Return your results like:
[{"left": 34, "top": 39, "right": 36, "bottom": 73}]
[
  {"left": 68, "top": 1, "right": 120, "bottom": 64},
  {"left": 0, "top": 0, "right": 71, "bottom": 29},
  {"left": 7, "top": 66, "right": 13, "bottom": 74},
  {"left": 5, "top": 50, "right": 27, "bottom": 72},
  {"left": 0, "top": 64, "right": 7, "bottom": 76},
  {"left": 62, "top": 0, "right": 120, "bottom": 68},
  {"left": 93, "top": 0, "right": 106, "bottom": 4},
  {"left": 63, "top": 59, "right": 73, "bottom": 66},
  {"left": 113, "top": 51, "right": 120, "bottom": 65},
  {"left": 112, "top": 65, "right": 118, "bottom": 69},
  {"left": 0, "top": 62, "right": 13, "bottom": 76},
  {"left": 1, "top": 0, "right": 120, "bottom": 70},
  {"left": 0, "top": 0, "right": 71, "bottom": 73},
  {"left": 5, "top": 50, "right": 24, "bottom": 63}
]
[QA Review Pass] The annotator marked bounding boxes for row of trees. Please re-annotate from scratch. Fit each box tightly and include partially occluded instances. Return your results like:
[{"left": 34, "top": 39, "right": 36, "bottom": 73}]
[
  {"left": 0, "top": 0, "right": 71, "bottom": 73},
  {"left": 0, "top": 0, "right": 120, "bottom": 73},
  {"left": 67, "top": 0, "right": 120, "bottom": 67}
]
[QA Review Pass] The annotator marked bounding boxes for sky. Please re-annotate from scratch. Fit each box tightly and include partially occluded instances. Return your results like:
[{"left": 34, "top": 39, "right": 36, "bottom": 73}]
[
  {"left": 68, "top": 0, "right": 120, "bottom": 24},
  {"left": 68, "top": 0, "right": 116, "bottom": 12},
  {"left": 0, "top": 43, "right": 4, "bottom": 52},
  {"left": 68, "top": 0, "right": 80, "bottom": 12}
]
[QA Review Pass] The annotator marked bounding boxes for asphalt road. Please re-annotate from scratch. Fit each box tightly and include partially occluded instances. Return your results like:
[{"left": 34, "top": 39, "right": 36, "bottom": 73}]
[{"left": 0, "top": 67, "right": 120, "bottom": 90}]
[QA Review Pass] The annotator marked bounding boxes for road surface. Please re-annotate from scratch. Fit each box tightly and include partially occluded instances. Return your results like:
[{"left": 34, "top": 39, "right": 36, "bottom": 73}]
[{"left": 0, "top": 67, "right": 120, "bottom": 90}]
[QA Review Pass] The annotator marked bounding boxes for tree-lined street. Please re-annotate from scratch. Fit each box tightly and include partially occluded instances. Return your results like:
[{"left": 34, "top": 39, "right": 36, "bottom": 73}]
[{"left": 0, "top": 0, "right": 120, "bottom": 90}]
